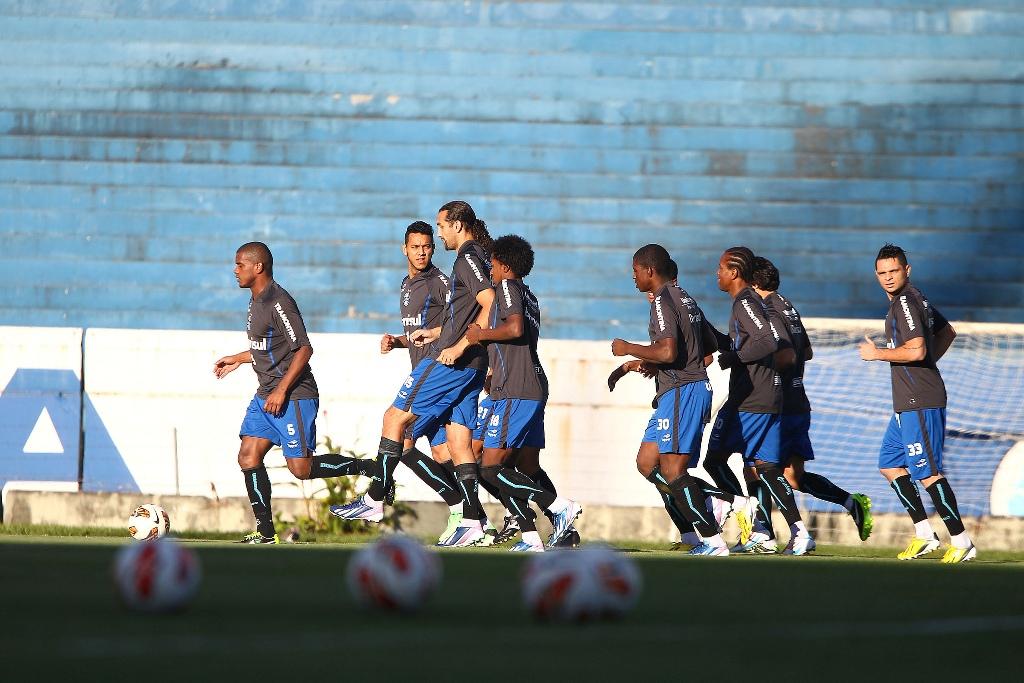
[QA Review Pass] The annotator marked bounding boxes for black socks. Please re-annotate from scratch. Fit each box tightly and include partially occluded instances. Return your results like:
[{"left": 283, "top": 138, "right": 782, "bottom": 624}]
[
  {"left": 367, "top": 437, "right": 403, "bottom": 501},
  {"left": 242, "top": 465, "right": 274, "bottom": 537},
  {"left": 666, "top": 474, "right": 718, "bottom": 538},
  {"left": 308, "top": 453, "right": 376, "bottom": 479},
  {"left": 401, "top": 448, "right": 462, "bottom": 507},
  {"left": 756, "top": 464, "right": 802, "bottom": 527},
  {"left": 926, "top": 478, "right": 966, "bottom": 536},
  {"left": 455, "top": 462, "right": 486, "bottom": 520},
  {"left": 798, "top": 472, "right": 850, "bottom": 507},
  {"left": 890, "top": 474, "right": 928, "bottom": 524}
]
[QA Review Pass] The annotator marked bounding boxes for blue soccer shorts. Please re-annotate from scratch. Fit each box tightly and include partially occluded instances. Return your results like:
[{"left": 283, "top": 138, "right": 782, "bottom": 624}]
[
  {"left": 878, "top": 408, "right": 946, "bottom": 480},
  {"left": 239, "top": 395, "right": 318, "bottom": 458},
  {"left": 709, "top": 408, "right": 782, "bottom": 465},
  {"left": 393, "top": 358, "right": 485, "bottom": 441},
  {"left": 780, "top": 413, "right": 815, "bottom": 463},
  {"left": 473, "top": 395, "right": 495, "bottom": 442},
  {"left": 483, "top": 398, "right": 545, "bottom": 450},
  {"left": 642, "top": 381, "right": 712, "bottom": 455},
  {"left": 404, "top": 422, "right": 448, "bottom": 448}
]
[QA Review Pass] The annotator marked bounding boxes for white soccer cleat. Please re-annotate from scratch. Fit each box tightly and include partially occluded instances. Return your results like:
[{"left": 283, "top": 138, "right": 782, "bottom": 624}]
[{"left": 783, "top": 535, "right": 817, "bottom": 556}]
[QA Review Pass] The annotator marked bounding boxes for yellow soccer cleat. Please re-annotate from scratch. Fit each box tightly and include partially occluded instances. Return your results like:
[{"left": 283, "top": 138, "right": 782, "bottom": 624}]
[
  {"left": 896, "top": 535, "right": 940, "bottom": 560},
  {"left": 669, "top": 541, "right": 696, "bottom": 552},
  {"left": 940, "top": 544, "right": 977, "bottom": 564},
  {"left": 732, "top": 496, "right": 756, "bottom": 546}
]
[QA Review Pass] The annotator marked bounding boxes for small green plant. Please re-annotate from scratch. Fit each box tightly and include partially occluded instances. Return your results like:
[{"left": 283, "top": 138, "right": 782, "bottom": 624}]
[{"left": 270, "top": 436, "right": 416, "bottom": 540}]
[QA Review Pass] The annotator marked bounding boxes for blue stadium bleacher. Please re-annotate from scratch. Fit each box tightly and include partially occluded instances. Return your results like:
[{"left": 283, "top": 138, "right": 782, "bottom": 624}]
[{"left": 1, "top": 0, "right": 1022, "bottom": 339}]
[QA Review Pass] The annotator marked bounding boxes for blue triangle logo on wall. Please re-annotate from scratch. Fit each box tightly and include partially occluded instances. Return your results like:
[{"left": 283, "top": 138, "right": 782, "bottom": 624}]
[{"left": 0, "top": 368, "right": 139, "bottom": 494}]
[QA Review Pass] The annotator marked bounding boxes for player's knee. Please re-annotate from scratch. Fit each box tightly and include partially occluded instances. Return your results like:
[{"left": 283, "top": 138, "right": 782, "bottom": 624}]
[
  {"left": 783, "top": 468, "right": 801, "bottom": 490},
  {"left": 286, "top": 458, "right": 313, "bottom": 480}
]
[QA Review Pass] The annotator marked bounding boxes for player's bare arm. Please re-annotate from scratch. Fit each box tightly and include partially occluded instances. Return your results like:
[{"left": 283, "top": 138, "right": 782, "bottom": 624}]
[
  {"left": 380, "top": 333, "right": 408, "bottom": 354},
  {"left": 214, "top": 350, "right": 252, "bottom": 378},
  {"left": 611, "top": 337, "right": 677, "bottom": 364},
  {"left": 933, "top": 324, "right": 957, "bottom": 360},
  {"left": 438, "top": 287, "right": 494, "bottom": 365},
  {"left": 263, "top": 344, "right": 313, "bottom": 416},
  {"left": 859, "top": 335, "right": 926, "bottom": 362},
  {"left": 467, "top": 312, "right": 522, "bottom": 345},
  {"left": 410, "top": 326, "right": 442, "bottom": 347}
]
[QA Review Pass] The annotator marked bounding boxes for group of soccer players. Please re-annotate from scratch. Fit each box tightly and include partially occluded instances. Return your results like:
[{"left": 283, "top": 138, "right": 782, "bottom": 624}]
[{"left": 215, "top": 200, "right": 977, "bottom": 562}]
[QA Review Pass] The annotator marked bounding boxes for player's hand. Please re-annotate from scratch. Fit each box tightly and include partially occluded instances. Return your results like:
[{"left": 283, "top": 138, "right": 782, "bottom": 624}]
[
  {"left": 263, "top": 388, "right": 287, "bottom": 417},
  {"left": 717, "top": 350, "right": 740, "bottom": 369},
  {"left": 611, "top": 338, "right": 629, "bottom": 356},
  {"left": 466, "top": 323, "right": 483, "bottom": 345},
  {"left": 213, "top": 355, "right": 241, "bottom": 378},
  {"left": 637, "top": 361, "right": 656, "bottom": 378},
  {"left": 437, "top": 345, "right": 463, "bottom": 366},
  {"left": 858, "top": 335, "right": 878, "bottom": 361},
  {"left": 380, "top": 334, "right": 396, "bottom": 354},
  {"left": 410, "top": 327, "right": 439, "bottom": 347}
]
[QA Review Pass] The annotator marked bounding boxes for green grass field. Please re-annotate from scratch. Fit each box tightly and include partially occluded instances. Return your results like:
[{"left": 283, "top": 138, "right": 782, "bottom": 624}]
[{"left": 2, "top": 526, "right": 1023, "bottom": 680}]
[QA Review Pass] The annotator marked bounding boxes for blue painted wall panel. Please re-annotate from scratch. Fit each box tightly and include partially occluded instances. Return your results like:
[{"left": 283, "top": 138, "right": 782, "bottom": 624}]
[{"left": 1, "top": 0, "right": 1021, "bottom": 339}]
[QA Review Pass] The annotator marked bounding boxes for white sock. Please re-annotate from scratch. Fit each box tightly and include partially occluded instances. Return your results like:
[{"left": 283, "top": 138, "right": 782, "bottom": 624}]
[
  {"left": 448, "top": 504, "right": 461, "bottom": 514},
  {"left": 913, "top": 520, "right": 935, "bottom": 539},
  {"left": 950, "top": 531, "right": 972, "bottom": 549},
  {"left": 842, "top": 495, "right": 855, "bottom": 513},
  {"left": 547, "top": 498, "right": 570, "bottom": 514},
  {"left": 701, "top": 533, "right": 727, "bottom": 548},
  {"left": 365, "top": 492, "right": 382, "bottom": 505},
  {"left": 462, "top": 518, "right": 482, "bottom": 530},
  {"left": 790, "top": 520, "right": 809, "bottom": 538},
  {"left": 522, "top": 530, "right": 542, "bottom": 546},
  {"left": 681, "top": 531, "right": 701, "bottom": 546},
  {"left": 751, "top": 531, "right": 772, "bottom": 543}
]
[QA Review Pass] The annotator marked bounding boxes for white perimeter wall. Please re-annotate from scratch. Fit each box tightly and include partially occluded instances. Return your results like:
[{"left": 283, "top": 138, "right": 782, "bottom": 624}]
[{"left": 0, "top": 326, "right": 731, "bottom": 508}]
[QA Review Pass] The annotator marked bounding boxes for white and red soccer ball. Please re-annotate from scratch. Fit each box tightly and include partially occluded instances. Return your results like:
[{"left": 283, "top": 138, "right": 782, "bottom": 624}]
[
  {"left": 127, "top": 503, "right": 170, "bottom": 541},
  {"left": 521, "top": 545, "right": 642, "bottom": 622},
  {"left": 346, "top": 534, "right": 441, "bottom": 612},
  {"left": 113, "top": 537, "right": 202, "bottom": 613}
]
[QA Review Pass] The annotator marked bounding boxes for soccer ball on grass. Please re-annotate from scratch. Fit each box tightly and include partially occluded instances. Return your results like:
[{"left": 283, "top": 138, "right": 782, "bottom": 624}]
[
  {"left": 127, "top": 503, "right": 170, "bottom": 541},
  {"left": 346, "top": 535, "right": 441, "bottom": 612},
  {"left": 521, "top": 545, "right": 641, "bottom": 622},
  {"left": 112, "top": 537, "right": 201, "bottom": 613}
]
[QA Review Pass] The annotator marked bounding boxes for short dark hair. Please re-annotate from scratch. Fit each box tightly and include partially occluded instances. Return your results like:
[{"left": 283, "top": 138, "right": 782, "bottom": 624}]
[
  {"left": 405, "top": 221, "right": 433, "bottom": 243},
  {"left": 237, "top": 241, "right": 273, "bottom": 275},
  {"left": 722, "top": 246, "right": 756, "bottom": 282},
  {"left": 439, "top": 200, "right": 493, "bottom": 254},
  {"left": 667, "top": 258, "right": 679, "bottom": 282},
  {"left": 633, "top": 244, "right": 673, "bottom": 278},
  {"left": 751, "top": 256, "right": 780, "bottom": 292},
  {"left": 491, "top": 235, "right": 534, "bottom": 278},
  {"left": 876, "top": 243, "right": 908, "bottom": 266}
]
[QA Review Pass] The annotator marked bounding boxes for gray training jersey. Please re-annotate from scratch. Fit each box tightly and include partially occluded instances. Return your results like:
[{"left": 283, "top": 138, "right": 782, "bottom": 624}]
[
  {"left": 648, "top": 283, "right": 717, "bottom": 403},
  {"left": 400, "top": 265, "right": 450, "bottom": 370},
  {"left": 487, "top": 278, "right": 548, "bottom": 402},
  {"left": 246, "top": 280, "right": 318, "bottom": 399},
  {"left": 434, "top": 241, "right": 492, "bottom": 372},
  {"left": 727, "top": 286, "right": 782, "bottom": 414},
  {"left": 766, "top": 291, "right": 812, "bottom": 415},
  {"left": 884, "top": 284, "right": 949, "bottom": 413}
]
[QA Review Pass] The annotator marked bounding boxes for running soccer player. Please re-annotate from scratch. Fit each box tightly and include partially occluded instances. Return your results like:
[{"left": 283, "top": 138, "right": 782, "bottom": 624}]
[
  {"left": 743, "top": 256, "right": 873, "bottom": 550},
  {"left": 611, "top": 244, "right": 732, "bottom": 556},
  {"left": 214, "top": 242, "right": 375, "bottom": 544},
  {"left": 380, "top": 221, "right": 467, "bottom": 541},
  {"left": 330, "top": 201, "right": 497, "bottom": 547},
  {"left": 705, "top": 246, "right": 815, "bottom": 555},
  {"left": 470, "top": 235, "right": 582, "bottom": 551},
  {"left": 859, "top": 244, "right": 975, "bottom": 562},
  {"left": 607, "top": 258, "right": 749, "bottom": 551}
]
